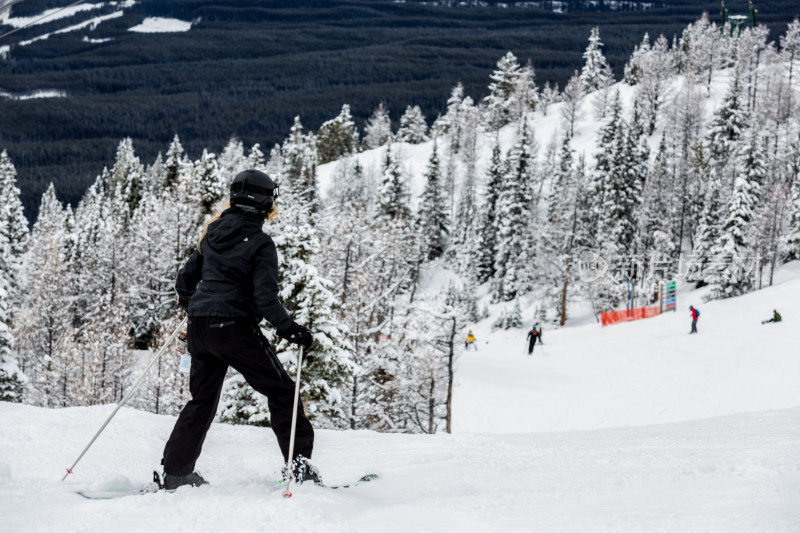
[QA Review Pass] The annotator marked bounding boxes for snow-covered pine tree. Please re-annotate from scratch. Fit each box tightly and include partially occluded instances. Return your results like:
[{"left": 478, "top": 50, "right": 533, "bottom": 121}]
[
  {"left": 164, "top": 134, "right": 187, "bottom": 190},
  {"left": 452, "top": 155, "right": 479, "bottom": 281},
  {"left": 492, "top": 122, "right": 536, "bottom": 302},
  {"left": 587, "top": 91, "right": 623, "bottom": 246},
  {"left": 665, "top": 78, "right": 705, "bottom": 249},
  {"left": 785, "top": 138, "right": 800, "bottom": 262},
  {"left": 539, "top": 81, "right": 560, "bottom": 116},
  {"left": 282, "top": 116, "right": 319, "bottom": 213},
  {"left": 395, "top": 293, "right": 465, "bottom": 434},
  {"left": 484, "top": 51, "right": 522, "bottom": 130},
  {"left": 780, "top": 19, "right": 800, "bottom": 116},
  {"left": 633, "top": 34, "right": 672, "bottom": 134},
  {"left": 265, "top": 143, "right": 284, "bottom": 181},
  {"left": 624, "top": 33, "right": 651, "bottom": 86},
  {"left": 593, "top": 107, "right": 644, "bottom": 310},
  {"left": 377, "top": 140, "right": 410, "bottom": 220},
  {"left": 580, "top": 27, "right": 613, "bottom": 95},
  {"left": 475, "top": 140, "right": 504, "bottom": 284},
  {"left": 637, "top": 133, "right": 677, "bottom": 299},
  {"left": 316, "top": 104, "right": 359, "bottom": 164},
  {"left": 545, "top": 134, "right": 591, "bottom": 324},
  {"left": 247, "top": 143, "right": 267, "bottom": 171},
  {"left": 108, "top": 138, "right": 145, "bottom": 228},
  {"left": 68, "top": 176, "right": 132, "bottom": 405},
  {"left": 396, "top": 105, "right": 429, "bottom": 144},
  {"left": 363, "top": 102, "right": 392, "bottom": 150},
  {"left": 190, "top": 149, "right": 225, "bottom": 216},
  {"left": 705, "top": 178, "right": 757, "bottom": 299},
  {"left": 560, "top": 70, "right": 583, "bottom": 138},
  {"left": 432, "top": 83, "right": 470, "bottom": 155},
  {"left": 0, "top": 266, "right": 24, "bottom": 402},
  {"left": 0, "top": 150, "right": 29, "bottom": 303},
  {"left": 14, "top": 185, "right": 73, "bottom": 406},
  {"left": 675, "top": 13, "right": 730, "bottom": 89},
  {"left": 270, "top": 199, "right": 354, "bottom": 426},
  {"left": 510, "top": 60, "right": 539, "bottom": 121},
  {"left": 706, "top": 128, "right": 765, "bottom": 299},
  {"left": 689, "top": 158, "right": 723, "bottom": 284},
  {"left": 218, "top": 138, "right": 248, "bottom": 186},
  {"left": 707, "top": 69, "right": 748, "bottom": 188},
  {"left": 417, "top": 141, "right": 449, "bottom": 260},
  {"left": 734, "top": 26, "right": 771, "bottom": 116}
]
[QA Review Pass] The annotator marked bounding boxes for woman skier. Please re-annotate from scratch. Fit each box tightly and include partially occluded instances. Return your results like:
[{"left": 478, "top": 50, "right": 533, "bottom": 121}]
[{"left": 161, "top": 169, "right": 318, "bottom": 490}]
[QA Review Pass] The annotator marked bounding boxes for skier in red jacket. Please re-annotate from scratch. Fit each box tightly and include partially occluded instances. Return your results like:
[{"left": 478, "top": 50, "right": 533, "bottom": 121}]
[{"left": 689, "top": 305, "right": 699, "bottom": 334}]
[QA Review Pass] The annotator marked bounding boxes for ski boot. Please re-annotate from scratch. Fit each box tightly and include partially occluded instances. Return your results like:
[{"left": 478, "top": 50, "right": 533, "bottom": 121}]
[
  {"left": 161, "top": 471, "right": 209, "bottom": 491},
  {"left": 282, "top": 455, "right": 323, "bottom": 485}
]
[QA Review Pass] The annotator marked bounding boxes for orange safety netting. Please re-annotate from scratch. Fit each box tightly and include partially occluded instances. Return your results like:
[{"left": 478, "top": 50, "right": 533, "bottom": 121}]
[{"left": 600, "top": 306, "right": 661, "bottom": 327}]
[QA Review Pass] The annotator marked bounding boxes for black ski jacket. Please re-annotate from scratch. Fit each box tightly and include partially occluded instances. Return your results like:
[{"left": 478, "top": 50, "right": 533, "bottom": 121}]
[{"left": 175, "top": 207, "right": 292, "bottom": 330}]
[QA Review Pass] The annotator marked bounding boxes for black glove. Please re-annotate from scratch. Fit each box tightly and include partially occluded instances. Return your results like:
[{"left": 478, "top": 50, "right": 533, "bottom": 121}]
[
  {"left": 277, "top": 321, "right": 314, "bottom": 353},
  {"left": 178, "top": 298, "right": 190, "bottom": 312}
]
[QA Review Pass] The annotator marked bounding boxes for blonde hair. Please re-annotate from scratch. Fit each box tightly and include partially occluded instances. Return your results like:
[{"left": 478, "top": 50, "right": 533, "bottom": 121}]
[{"left": 196, "top": 202, "right": 279, "bottom": 251}]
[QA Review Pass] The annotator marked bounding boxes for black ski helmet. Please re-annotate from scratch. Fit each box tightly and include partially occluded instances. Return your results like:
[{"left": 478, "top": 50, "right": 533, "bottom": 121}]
[{"left": 230, "top": 170, "right": 279, "bottom": 216}]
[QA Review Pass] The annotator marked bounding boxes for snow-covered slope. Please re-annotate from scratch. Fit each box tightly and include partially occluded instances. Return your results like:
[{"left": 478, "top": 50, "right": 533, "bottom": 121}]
[
  {"left": 453, "top": 262, "right": 800, "bottom": 433},
  {"left": 2, "top": 267, "right": 799, "bottom": 532}
]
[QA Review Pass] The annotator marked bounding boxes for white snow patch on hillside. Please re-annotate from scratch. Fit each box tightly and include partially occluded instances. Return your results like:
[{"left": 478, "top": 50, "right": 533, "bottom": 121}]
[
  {"left": 0, "top": 2, "right": 104, "bottom": 28},
  {"left": 17, "top": 10, "right": 123, "bottom": 46},
  {"left": 0, "top": 89, "right": 67, "bottom": 99},
  {"left": 82, "top": 35, "right": 112, "bottom": 43},
  {"left": 128, "top": 17, "right": 191, "bottom": 33}
]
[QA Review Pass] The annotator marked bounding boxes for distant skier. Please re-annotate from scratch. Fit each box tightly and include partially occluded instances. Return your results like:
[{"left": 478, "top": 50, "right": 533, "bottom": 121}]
[
  {"left": 762, "top": 309, "right": 782, "bottom": 324},
  {"left": 162, "top": 170, "right": 320, "bottom": 491},
  {"left": 526, "top": 323, "right": 541, "bottom": 355},
  {"left": 465, "top": 330, "right": 476, "bottom": 351},
  {"left": 689, "top": 305, "right": 700, "bottom": 334}
]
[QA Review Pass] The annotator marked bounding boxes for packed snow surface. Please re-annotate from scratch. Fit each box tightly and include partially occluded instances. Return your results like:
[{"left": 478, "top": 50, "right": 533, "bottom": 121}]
[
  {"left": 128, "top": 17, "right": 191, "bottom": 33},
  {"left": 2, "top": 269, "right": 799, "bottom": 532}
]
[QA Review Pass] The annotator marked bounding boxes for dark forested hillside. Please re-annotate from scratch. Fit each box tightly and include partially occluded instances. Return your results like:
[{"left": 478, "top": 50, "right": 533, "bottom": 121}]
[{"left": 0, "top": 0, "right": 797, "bottom": 218}]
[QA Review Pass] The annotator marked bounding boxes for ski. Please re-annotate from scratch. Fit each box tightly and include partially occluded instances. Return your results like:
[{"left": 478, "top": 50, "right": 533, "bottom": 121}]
[
  {"left": 275, "top": 473, "right": 379, "bottom": 491},
  {"left": 75, "top": 476, "right": 161, "bottom": 500},
  {"left": 324, "top": 472, "right": 380, "bottom": 489},
  {"left": 75, "top": 473, "right": 379, "bottom": 499}
]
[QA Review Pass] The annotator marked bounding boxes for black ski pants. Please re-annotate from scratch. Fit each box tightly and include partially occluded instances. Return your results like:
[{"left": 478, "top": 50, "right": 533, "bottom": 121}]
[
  {"left": 527, "top": 336, "right": 537, "bottom": 355},
  {"left": 162, "top": 317, "right": 314, "bottom": 476}
]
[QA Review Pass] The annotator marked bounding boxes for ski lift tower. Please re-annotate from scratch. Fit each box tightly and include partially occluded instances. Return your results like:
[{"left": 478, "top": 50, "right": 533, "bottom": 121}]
[{"left": 721, "top": 1, "right": 757, "bottom": 36}]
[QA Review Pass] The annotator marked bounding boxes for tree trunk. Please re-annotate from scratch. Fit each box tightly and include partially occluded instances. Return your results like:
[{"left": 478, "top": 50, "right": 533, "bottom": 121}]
[
  {"left": 446, "top": 316, "right": 456, "bottom": 434},
  {"left": 560, "top": 262, "right": 570, "bottom": 327},
  {"left": 428, "top": 376, "right": 435, "bottom": 434}
]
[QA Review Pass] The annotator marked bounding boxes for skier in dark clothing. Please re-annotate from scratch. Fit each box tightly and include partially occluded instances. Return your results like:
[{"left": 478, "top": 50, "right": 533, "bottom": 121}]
[
  {"left": 762, "top": 309, "right": 782, "bottom": 324},
  {"left": 526, "top": 323, "right": 541, "bottom": 355},
  {"left": 689, "top": 305, "right": 699, "bottom": 334},
  {"left": 161, "top": 170, "right": 320, "bottom": 491}
]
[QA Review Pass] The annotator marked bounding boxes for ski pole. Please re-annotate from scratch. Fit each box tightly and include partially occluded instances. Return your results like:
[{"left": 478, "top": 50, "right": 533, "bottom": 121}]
[
  {"left": 282, "top": 345, "right": 305, "bottom": 498},
  {"left": 62, "top": 317, "right": 188, "bottom": 482}
]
